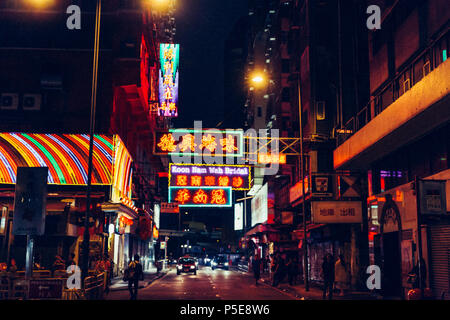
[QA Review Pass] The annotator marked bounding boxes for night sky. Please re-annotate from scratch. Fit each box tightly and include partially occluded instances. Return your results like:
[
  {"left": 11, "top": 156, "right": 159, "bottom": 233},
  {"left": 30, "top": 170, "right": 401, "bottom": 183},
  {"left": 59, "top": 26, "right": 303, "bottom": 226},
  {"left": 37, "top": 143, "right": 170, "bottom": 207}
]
[
  {"left": 171, "top": 0, "right": 249, "bottom": 232},
  {"left": 173, "top": 0, "right": 248, "bottom": 128}
]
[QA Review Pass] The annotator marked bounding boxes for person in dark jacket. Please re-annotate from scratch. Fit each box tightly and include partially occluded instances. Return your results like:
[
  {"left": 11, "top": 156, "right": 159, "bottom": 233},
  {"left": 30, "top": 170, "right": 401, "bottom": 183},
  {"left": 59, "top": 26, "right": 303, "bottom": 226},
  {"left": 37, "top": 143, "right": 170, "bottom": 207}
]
[
  {"left": 127, "top": 254, "right": 144, "bottom": 300},
  {"left": 252, "top": 255, "right": 261, "bottom": 285},
  {"left": 272, "top": 254, "right": 286, "bottom": 287},
  {"left": 322, "top": 253, "right": 335, "bottom": 300}
]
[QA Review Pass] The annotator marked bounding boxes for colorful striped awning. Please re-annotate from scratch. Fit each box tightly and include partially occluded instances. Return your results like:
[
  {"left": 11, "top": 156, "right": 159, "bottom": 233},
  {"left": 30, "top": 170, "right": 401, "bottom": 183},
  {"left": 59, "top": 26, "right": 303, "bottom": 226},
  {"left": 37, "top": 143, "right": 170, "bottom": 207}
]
[{"left": 0, "top": 133, "right": 133, "bottom": 201}]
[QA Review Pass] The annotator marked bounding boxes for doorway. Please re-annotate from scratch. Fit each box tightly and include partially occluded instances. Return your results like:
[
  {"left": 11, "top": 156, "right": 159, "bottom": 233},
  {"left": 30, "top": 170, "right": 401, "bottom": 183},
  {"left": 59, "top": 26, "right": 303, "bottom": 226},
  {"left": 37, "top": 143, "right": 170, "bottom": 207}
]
[{"left": 382, "top": 231, "right": 402, "bottom": 297}]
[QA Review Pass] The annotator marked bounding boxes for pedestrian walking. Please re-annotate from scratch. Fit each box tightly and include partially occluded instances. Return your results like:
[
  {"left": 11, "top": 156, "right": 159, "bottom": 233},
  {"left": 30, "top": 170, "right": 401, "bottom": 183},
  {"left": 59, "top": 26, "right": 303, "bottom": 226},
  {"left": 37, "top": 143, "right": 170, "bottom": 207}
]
[
  {"left": 252, "top": 255, "right": 261, "bottom": 286},
  {"left": 335, "top": 254, "right": 349, "bottom": 297},
  {"left": 272, "top": 254, "right": 286, "bottom": 287},
  {"left": 322, "top": 253, "right": 335, "bottom": 300},
  {"left": 125, "top": 254, "right": 144, "bottom": 300}
]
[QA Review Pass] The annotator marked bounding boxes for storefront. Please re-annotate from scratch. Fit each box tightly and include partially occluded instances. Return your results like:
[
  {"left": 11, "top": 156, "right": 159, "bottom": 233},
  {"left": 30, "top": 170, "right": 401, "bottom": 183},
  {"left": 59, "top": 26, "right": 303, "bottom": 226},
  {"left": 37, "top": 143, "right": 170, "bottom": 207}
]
[
  {"left": 368, "top": 170, "right": 450, "bottom": 298},
  {"left": 0, "top": 133, "right": 136, "bottom": 272}
]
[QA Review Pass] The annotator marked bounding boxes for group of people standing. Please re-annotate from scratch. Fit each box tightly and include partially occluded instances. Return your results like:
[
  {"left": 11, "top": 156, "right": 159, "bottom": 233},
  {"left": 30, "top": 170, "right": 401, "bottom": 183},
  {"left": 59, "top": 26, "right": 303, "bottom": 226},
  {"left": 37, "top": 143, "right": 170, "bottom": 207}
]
[
  {"left": 322, "top": 253, "right": 349, "bottom": 300},
  {"left": 251, "top": 253, "right": 301, "bottom": 287},
  {"left": 251, "top": 251, "right": 350, "bottom": 300}
]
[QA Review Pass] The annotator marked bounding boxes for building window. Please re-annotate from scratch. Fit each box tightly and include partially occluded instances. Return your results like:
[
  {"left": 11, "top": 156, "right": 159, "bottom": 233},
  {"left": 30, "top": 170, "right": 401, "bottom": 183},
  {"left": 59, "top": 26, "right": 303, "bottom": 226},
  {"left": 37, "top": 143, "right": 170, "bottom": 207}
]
[{"left": 257, "top": 106, "right": 262, "bottom": 117}]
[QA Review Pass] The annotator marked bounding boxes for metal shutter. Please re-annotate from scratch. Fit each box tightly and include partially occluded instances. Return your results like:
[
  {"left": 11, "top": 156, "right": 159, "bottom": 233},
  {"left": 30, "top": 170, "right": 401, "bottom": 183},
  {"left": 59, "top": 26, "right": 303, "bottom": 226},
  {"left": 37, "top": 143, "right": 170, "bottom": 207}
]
[{"left": 429, "top": 225, "right": 450, "bottom": 299}]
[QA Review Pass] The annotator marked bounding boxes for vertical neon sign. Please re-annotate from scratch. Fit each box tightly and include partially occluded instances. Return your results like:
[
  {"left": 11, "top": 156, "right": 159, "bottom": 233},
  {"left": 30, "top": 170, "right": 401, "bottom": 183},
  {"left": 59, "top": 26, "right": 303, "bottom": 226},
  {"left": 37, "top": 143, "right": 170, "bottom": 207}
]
[{"left": 159, "top": 43, "right": 179, "bottom": 117}]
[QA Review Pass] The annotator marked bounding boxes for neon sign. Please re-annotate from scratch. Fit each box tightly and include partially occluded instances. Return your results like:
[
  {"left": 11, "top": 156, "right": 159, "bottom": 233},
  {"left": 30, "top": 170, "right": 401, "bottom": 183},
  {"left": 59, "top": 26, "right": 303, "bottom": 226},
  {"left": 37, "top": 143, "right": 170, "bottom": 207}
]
[
  {"left": 154, "top": 129, "right": 244, "bottom": 157},
  {"left": 158, "top": 43, "right": 179, "bottom": 117},
  {"left": 169, "top": 163, "right": 251, "bottom": 190},
  {"left": 169, "top": 186, "right": 232, "bottom": 207},
  {"left": 258, "top": 153, "right": 287, "bottom": 164}
]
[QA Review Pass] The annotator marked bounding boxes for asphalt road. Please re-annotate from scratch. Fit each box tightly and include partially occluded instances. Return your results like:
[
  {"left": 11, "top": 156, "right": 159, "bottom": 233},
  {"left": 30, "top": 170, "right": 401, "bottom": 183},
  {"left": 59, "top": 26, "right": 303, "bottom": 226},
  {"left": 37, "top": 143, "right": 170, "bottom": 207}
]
[{"left": 106, "top": 266, "right": 297, "bottom": 300}]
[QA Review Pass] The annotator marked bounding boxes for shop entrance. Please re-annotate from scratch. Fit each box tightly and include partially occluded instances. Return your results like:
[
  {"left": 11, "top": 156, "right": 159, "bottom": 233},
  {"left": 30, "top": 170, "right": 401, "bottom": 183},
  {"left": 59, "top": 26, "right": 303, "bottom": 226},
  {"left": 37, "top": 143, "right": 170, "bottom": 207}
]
[{"left": 382, "top": 231, "right": 402, "bottom": 297}]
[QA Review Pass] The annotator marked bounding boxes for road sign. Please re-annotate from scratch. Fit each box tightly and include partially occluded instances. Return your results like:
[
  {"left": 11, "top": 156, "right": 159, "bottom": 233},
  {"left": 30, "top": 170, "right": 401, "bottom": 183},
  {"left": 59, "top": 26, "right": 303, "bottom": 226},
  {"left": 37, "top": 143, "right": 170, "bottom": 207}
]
[
  {"left": 29, "top": 279, "right": 63, "bottom": 299},
  {"left": 12, "top": 167, "right": 48, "bottom": 236}
]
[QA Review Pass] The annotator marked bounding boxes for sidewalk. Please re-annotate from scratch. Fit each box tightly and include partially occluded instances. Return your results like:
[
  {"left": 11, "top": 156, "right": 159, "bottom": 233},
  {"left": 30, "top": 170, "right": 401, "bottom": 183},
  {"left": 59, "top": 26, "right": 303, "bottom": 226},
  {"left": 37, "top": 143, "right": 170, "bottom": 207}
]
[
  {"left": 256, "top": 272, "right": 381, "bottom": 300},
  {"left": 109, "top": 267, "right": 167, "bottom": 292}
]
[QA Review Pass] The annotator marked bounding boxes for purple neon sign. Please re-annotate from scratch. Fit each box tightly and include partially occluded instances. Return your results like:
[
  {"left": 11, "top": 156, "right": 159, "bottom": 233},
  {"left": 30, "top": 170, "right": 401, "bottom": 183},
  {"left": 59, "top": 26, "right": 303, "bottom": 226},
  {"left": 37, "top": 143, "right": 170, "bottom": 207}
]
[{"left": 169, "top": 163, "right": 251, "bottom": 190}]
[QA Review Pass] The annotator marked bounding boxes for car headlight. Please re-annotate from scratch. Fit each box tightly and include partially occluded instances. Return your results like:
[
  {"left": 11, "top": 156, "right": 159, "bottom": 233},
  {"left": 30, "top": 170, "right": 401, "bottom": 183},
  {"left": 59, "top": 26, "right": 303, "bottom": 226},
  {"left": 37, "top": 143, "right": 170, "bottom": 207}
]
[
  {"left": 225, "top": 262, "right": 229, "bottom": 266},
  {"left": 177, "top": 265, "right": 182, "bottom": 269},
  {"left": 190, "top": 265, "right": 195, "bottom": 269},
  {"left": 212, "top": 262, "right": 216, "bottom": 266}
]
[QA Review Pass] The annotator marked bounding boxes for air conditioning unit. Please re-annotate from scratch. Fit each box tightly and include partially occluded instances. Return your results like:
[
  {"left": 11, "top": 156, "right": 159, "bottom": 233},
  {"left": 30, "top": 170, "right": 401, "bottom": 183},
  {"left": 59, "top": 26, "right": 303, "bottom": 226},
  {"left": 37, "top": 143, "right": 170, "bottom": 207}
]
[
  {"left": 0, "top": 93, "right": 19, "bottom": 110},
  {"left": 22, "top": 94, "right": 42, "bottom": 111}
]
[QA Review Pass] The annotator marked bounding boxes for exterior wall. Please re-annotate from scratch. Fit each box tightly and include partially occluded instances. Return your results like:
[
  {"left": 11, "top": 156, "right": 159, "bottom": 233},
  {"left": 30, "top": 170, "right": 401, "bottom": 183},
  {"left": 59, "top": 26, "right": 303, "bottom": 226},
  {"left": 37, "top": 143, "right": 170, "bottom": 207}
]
[{"left": 334, "top": 58, "right": 450, "bottom": 169}]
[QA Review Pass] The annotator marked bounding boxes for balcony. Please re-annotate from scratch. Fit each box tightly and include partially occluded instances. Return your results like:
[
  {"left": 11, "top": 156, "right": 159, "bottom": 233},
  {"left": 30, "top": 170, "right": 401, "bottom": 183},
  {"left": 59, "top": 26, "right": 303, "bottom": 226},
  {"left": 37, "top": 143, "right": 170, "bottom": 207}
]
[{"left": 334, "top": 34, "right": 450, "bottom": 170}]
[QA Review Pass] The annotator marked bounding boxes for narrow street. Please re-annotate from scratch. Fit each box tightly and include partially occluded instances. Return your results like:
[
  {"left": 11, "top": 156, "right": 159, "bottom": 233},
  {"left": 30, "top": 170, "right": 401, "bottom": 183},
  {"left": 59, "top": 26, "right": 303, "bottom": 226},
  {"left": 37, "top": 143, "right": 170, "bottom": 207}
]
[{"left": 107, "top": 267, "right": 296, "bottom": 300}]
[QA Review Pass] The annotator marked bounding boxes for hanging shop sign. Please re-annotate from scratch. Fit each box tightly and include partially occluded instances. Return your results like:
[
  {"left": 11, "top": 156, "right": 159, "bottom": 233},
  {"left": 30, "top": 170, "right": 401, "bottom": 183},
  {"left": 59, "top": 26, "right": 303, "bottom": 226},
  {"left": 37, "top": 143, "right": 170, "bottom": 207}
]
[
  {"left": 153, "top": 225, "right": 159, "bottom": 239},
  {"left": 311, "top": 174, "right": 333, "bottom": 197},
  {"left": 12, "top": 167, "right": 48, "bottom": 236},
  {"left": 158, "top": 43, "right": 179, "bottom": 117},
  {"left": 161, "top": 202, "right": 179, "bottom": 213},
  {"left": 169, "top": 163, "right": 251, "bottom": 190},
  {"left": 251, "top": 183, "right": 268, "bottom": 227},
  {"left": 138, "top": 216, "right": 152, "bottom": 241},
  {"left": 289, "top": 177, "right": 310, "bottom": 204},
  {"left": 281, "top": 211, "right": 294, "bottom": 225},
  {"left": 418, "top": 180, "right": 447, "bottom": 215},
  {"left": 311, "top": 201, "right": 362, "bottom": 224},
  {"left": 154, "top": 129, "right": 244, "bottom": 157},
  {"left": 0, "top": 207, "right": 7, "bottom": 235},
  {"left": 257, "top": 153, "right": 286, "bottom": 164},
  {"left": 169, "top": 186, "right": 232, "bottom": 207},
  {"left": 234, "top": 202, "right": 243, "bottom": 231},
  {"left": 154, "top": 203, "right": 160, "bottom": 229}
]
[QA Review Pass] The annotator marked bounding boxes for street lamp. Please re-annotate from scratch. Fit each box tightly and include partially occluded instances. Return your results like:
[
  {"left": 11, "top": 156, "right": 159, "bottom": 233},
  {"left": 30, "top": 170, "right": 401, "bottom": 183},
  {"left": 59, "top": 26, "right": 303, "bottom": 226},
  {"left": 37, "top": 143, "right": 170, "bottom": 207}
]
[
  {"left": 249, "top": 71, "right": 267, "bottom": 88},
  {"left": 26, "top": 0, "right": 54, "bottom": 8}
]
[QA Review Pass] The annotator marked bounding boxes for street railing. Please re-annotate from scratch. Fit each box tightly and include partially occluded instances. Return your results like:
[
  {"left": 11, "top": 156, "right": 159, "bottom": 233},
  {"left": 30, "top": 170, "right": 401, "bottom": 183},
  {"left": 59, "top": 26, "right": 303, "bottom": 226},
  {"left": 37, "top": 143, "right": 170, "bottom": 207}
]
[
  {"left": 337, "top": 28, "right": 449, "bottom": 146},
  {"left": 0, "top": 270, "right": 107, "bottom": 300}
]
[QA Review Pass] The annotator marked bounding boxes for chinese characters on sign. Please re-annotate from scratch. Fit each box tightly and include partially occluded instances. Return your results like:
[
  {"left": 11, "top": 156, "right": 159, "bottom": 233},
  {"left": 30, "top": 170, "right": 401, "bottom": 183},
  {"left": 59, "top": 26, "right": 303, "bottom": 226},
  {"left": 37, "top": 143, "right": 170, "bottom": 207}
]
[
  {"left": 158, "top": 43, "right": 179, "bottom": 117},
  {"left": 154, "top": 129, "right": 244, "bottom": 157},
  {"left": 160, "top": 202, "right": 180, "bottom": 213},
  {"left": 169, "top": 186, "right": 232, "bottom": 207},
  {"left": 257, "top": 153, "right": 286, "bottom": 164},
  {"left": 169, "top": 163, "right": 251, "bottom": 190},
  {"left": 311, "top": 201, "right": 362, "bottom": 224}
]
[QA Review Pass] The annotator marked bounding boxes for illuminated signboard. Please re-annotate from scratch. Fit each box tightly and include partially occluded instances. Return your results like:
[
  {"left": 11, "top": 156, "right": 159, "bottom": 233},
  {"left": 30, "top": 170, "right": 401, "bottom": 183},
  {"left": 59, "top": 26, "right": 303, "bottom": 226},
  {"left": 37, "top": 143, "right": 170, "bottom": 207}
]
[
  {"left": 258, "top": 153, "right": 287, "bottom": 164},
  {"left": 169, "top": 163, "right": 251, "bottom": 190},
  {"left": 234, "top": 202, "right": 243, "bottom": 231},
  {"left": 159, "top": 43, "right": 179, "bottom": 117},
  {"left": 169, "top": 186, "right": 232, "bottom": 207},
  {"left": 154, "top": 129, "right": 243, "bottom": 157}
]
